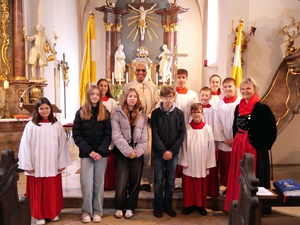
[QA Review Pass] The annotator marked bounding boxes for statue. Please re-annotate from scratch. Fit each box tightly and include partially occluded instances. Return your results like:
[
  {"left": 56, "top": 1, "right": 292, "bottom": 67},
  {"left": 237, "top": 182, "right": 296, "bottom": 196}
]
[
  {"left": 24, "top": 24, "right": 56, "bottom": 82},
  {"left": 128, "top": 3, "right": 157, "bottom": 41},
  {"left": 158, "top": 44, "right": 172, "bottom": 83},
  {"left": 277, "top": 17, "right": 300, "bottom": 58},
  {"left": 114, "top": 45, "right": 126, "bottom": 82}
]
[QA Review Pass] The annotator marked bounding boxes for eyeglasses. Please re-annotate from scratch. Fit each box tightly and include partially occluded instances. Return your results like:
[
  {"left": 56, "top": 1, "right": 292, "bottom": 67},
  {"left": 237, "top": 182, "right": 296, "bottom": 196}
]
[
  {"left": 162, "top": 95, "right": 174, "bottom": 100},
  {"left": 191, "top": 111, "right": 203, "bottom": 114},
  {"left": 135, "top": 69, "right": 147, "bottom": 73}
]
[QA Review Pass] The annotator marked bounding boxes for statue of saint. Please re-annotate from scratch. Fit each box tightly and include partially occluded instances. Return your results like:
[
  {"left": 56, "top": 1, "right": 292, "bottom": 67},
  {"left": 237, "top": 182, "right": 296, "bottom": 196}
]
[
  {"left": 114, "top": 45, "right": 126, "bottom": 82},
  {"left": 24, "top": 24, "right": 56, "bottom": 82},
  {"left": 128, "top": 3, "right": 157, "bottom": 41},
  {"left": 278, "top": 17, "right": 300, "bottom": 58},
  {"left": 158, "top": 44, "right": 172, "bottom": 83}
]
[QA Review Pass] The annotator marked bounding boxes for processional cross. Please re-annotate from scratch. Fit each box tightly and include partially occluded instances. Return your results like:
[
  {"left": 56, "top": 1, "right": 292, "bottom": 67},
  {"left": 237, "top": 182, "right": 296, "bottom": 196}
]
[
  {"left": 60, "top": 53, "right": 70, "bottom": 118},
  {"left": 165, "top": 45, "right": 188, "bottom": 86}
]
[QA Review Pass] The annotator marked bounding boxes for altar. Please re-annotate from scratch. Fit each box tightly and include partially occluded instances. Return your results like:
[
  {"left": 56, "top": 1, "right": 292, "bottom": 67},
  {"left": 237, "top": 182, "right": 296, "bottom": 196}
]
[{"left": 0, "top": 119, "right": 29, "bottom": 159}]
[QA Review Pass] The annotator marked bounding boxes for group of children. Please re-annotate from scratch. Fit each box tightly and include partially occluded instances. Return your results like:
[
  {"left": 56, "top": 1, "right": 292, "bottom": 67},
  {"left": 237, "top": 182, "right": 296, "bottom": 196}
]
[{"left": 18, "top": 70, "right": 243, "bottom": 224}]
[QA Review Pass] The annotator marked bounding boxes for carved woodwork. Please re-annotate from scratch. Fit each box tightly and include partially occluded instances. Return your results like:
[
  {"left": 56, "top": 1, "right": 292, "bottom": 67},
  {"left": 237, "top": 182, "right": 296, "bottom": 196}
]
[{"left": 0, "top": 149, "right": 31, "bottom": 225}]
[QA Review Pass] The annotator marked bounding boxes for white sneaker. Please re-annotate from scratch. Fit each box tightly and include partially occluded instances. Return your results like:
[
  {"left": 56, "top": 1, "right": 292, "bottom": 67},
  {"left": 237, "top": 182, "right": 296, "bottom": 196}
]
[
  {"left": 92, "top": 213, "right": 101, "bottom": 222},
  {"left": 114, "top": 210, "right": 123, "bottom": 218},
  {"left": 51, "top": 215, "right": 59, "bottom": 221},
  {"left": 81, "top": 212, "right": 91, "bottom": 223},
  {"left": 124, "top": 209, "right": 134, "bottom": 219},
  {"left": 35, "top": 219, "right": 45, "bottom": 225}
]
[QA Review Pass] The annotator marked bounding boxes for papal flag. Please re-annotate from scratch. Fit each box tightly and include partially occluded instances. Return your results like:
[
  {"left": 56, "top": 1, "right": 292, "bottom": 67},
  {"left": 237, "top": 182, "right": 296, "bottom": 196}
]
[
  {"left": 79, "top": 12, "right": 96, "bottom": 106},
  {"left": 232, "top": 19, "right": 244, "bottom": 88}
]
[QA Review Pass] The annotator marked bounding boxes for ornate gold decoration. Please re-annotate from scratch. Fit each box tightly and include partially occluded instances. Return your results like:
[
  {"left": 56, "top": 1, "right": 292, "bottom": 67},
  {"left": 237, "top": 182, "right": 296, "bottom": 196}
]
[
  {"left": 0, "top": 0, "right": 10, "bottom": 82},
  {"left": 115, "top": 24, "right": 123, "bottom": 32},
  {"left": 163, "top": 25, "right": 170, "bottom": 32},
  {"left": 104, "top": 23, "right": 114, "bottom": 32},
  {"left": 170, "top": 23, "right": 179, "bottom": 32}
]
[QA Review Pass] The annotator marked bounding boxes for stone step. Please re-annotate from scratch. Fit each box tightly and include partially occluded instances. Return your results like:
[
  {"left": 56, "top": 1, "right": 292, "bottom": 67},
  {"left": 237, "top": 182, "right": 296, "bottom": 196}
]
[{"left": 63, "top": 189, "right": 225, "bottom": 210}]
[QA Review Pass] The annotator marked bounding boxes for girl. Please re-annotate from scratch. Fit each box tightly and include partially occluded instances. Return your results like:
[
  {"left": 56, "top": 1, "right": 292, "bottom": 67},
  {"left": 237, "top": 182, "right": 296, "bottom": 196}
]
[
  {"left": 73, "top": 85, "right": 111, "bottom": 223},
  {"left": 97, "top": 78, "right": 117, "bottom": 190},
  {"left": 111, "top": 88, "right": 148, "bottom": 219},
  {"left": 18, "top": 97, "right": 71, "bottom": 225},
  {"left": 209, "top": 74, "right": 223, "bottom": 107}
]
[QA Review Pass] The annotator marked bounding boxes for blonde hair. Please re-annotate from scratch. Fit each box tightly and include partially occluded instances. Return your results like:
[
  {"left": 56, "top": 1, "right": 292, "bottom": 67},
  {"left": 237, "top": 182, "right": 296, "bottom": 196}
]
[
  {"left": 80, "top": 85, "right": 108, "bottom": 121},
  {"left": 240, "top": 77, "right": 259, "bottom": 93}
]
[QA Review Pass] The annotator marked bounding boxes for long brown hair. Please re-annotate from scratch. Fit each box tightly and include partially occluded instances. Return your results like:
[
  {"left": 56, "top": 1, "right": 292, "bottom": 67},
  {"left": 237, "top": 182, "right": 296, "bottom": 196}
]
[
  {"left": 121, "top": 88, "right": 143, "bottom": 126},
  {"left": 80, "top": 85, "right": 108, "bottom": 121},
  {"left": 97, "top": 78, "right": 114, "bottom": 99},
  {"left": 32, "top": 97, "right": 57, "bottom": 126}
]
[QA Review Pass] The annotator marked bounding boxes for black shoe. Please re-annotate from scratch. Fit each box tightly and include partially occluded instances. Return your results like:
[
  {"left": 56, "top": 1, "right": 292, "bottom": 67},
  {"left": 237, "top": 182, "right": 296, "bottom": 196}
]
[
  {"left": 196, "top": 207, "right": 207, "bottom": 216},
  {"left": 182, "top": 206, "right": 194, "bottom": 215},
  {"left": 153, "top": 209, "right": 163, "bottom": 218},
  {"left": 163, "top": 208, "right": 177, "bottom": 217}
]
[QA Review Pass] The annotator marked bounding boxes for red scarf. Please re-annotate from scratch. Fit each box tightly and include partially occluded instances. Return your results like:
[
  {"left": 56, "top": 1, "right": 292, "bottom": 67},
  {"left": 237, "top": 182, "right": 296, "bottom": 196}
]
[
  {"left": 176, "top": 87, "right": 188, "bottom": 94},
  {"left": 190, "top": 120, "right": 205, "bottom": 129},
  {"left": 211, "top": 90, "right": 221, "bottom": 95},
  {"left": 238, "top": 94, "right": 260, "bottom": 116},
  {"left": 102, "top": 96, "right": 109, "bottom": 102},
  {"left": 201, "top": 103, "right": 211, "bottom": 108},
  {"left": 39, "top": 119, "right": 50, "bottom": 123},
  {"left": 223, "top": 95, "right": 237, "bottom": 103}
]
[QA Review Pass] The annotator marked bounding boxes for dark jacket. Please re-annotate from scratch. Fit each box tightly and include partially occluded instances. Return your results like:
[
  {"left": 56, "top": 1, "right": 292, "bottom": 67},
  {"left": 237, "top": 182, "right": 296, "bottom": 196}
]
[
  {"left": 73, "top": 106, "right": 112, "bottom": 158},
  {"left": 151, "top": 103, "right": 186, "bottom": 156},
  {"left": 233, "top": 102, "right": 277, "bottom": 151}
]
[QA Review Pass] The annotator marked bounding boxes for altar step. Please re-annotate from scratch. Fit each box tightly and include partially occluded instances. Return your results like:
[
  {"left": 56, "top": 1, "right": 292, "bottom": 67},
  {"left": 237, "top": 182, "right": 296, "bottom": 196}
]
[{"left": 63, "top": 189, "right": 225, "bottom": 210}]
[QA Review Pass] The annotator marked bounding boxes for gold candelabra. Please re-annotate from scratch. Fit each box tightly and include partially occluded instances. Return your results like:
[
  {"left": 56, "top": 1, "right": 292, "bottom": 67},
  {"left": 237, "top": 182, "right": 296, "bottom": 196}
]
[{"left": 3, "top": 80, "right": 10, "bottom": 118}]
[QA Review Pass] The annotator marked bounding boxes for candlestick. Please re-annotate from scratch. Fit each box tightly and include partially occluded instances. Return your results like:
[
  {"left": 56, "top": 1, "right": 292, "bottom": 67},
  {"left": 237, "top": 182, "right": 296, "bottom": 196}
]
[
  {"left": 125, "top": 72, "right": 128, "bottom": 84},
  {"left": 112, "top": 72, "right": 114, "bottom": 85},
  {"left": 3, "top": 80, "right": 9, "bottom": 89},
  {"left": 155, "top": 72, "right": 158, "bottom": 86}
]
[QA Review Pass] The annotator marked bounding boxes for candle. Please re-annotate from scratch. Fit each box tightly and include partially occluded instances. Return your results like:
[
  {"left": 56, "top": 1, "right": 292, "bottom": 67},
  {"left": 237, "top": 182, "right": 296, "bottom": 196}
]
[
  {"left": 3, "top": 80, "right": 9, "bottom": 89},
  {"left": 155, "top": 72, "right": 158, "bottom": 86},
  {"left": 204, "top": 59, "right": 208, "bottom": 67},
  {"left": 112, "top": 72, "right": 114, "bottom": 85},
  {"left": 125, "top": 72, "right": 128, "bottom": 84},
  {"left": 119, "top": 73, "right": 122, "bottom": 85}
]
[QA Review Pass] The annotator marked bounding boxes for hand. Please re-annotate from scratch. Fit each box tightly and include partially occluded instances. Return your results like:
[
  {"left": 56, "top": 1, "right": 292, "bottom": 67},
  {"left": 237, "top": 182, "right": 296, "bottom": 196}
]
[
  {"left": 25, "top": 170, "right": 34, "bottom": 174},
  {"left": 89, "top": 151, "right": 102, "bottom": 161},
  {"left": 223, "top": 140, "right": 233, "bottom": 147},
  {"left": 58, "top": 167, "right": 65, "bottom": 173},
  {"left": 129, "top": 149, "right": 137, "bottom": 159},
  {"left": 162, "top": 151, "right": 173, "bottom": 160}
]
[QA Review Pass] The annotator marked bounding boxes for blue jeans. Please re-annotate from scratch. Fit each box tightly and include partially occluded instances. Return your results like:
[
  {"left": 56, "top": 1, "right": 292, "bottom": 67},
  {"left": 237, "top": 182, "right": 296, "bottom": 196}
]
[
  {"left": 153, "top": 153, "right": 178, "bottom": 210},
  {"left": 80, "top": 157, "right": 107, "bottom": 216}
]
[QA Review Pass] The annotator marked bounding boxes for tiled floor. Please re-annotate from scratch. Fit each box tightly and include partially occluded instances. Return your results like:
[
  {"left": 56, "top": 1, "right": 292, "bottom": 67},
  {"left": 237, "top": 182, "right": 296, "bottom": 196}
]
[{"left": 17, "top": 139, "right": 300, "bottom": 224}]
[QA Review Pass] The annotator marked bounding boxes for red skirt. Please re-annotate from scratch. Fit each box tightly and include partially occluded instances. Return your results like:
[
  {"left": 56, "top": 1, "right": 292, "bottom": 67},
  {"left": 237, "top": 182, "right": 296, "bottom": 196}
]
[
  {"left": 182, "top": 174, "right": 207, "bottom": 208},
  {"left": 224, "top": 129, "right": 257, "bottom": 211},
  {"left": 26, "top": 174, "right": 63, "bottom": 219}
]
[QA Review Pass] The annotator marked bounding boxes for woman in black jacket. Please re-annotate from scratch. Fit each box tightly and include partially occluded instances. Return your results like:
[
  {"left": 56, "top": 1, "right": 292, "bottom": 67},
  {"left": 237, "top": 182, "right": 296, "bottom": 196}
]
[
  {"left": 73, "top": 85, "right": 111, "bottom": 223},
  {"left": 224, "top": 77, "right": 277, "bottom": 212}
]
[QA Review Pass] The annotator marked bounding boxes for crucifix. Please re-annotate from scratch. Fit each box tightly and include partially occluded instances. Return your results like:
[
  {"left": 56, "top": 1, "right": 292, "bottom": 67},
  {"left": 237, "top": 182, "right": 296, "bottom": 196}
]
[
  {"left": 165, "top": 45, "right": 188, "bottom": 86},
  {"left": 60, "top": 53, "right": 70, "bottom": 118}
]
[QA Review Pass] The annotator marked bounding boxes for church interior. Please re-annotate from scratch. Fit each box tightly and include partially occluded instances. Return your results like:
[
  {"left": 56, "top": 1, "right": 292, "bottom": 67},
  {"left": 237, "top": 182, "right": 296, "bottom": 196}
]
[{"left": 0, "top": 0, "right": 300, "bottom": 224}]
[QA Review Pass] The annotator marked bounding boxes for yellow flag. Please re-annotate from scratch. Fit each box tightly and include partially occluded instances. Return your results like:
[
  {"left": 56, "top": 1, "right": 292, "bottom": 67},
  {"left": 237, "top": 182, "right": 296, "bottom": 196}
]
[
  {"left": 79, "top": 13, "right": 96, "bottom": 106},
  {"left": 232, "top": 19, "right": 244, "bottom": 88}
]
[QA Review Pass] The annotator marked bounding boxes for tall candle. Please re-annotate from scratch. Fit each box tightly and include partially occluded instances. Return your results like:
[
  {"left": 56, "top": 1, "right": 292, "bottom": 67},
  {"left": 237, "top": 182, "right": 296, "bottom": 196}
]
[
  {"left": 112, "top": 72, "right": 114, "bottom": 85},
  {"left": 3, "top": 80, "right": 9, "bottom": 89},
  {"left": 125, "top": 72, "right": 128, "bottom": 84},
  {"left": 155, "top": 72, "right": 158, "bottom": 86}
]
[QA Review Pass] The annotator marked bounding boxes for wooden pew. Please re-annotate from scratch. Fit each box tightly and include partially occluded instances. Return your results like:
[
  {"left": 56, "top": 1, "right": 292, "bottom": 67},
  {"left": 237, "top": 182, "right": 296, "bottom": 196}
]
[
  {"left": 0, "top": 149, "right": 31, "bottom": 225},
  {"left": 228, "top": 153, "right": 300, "bottom": 225}
]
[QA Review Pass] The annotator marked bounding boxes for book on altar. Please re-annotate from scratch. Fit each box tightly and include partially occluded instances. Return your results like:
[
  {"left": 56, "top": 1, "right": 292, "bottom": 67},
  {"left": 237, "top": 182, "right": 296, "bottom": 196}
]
[{"left": 273, "top": 178, "right": 300, "bottom": 197}]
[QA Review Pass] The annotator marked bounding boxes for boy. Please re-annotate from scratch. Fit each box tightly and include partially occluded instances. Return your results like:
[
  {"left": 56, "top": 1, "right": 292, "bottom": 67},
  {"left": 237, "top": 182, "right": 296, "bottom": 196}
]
[
  {"left": 151, "top": 86, "right": 186, "bottom": 218},
  {"left": 199, "top": 86, "right": 219, "bottom": 197},
  {"left": 214, "top": 78, "right": 241, "bottom": 193},
  {"left": 179, "top": 103, "right": 215, "bottom": 216}
]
